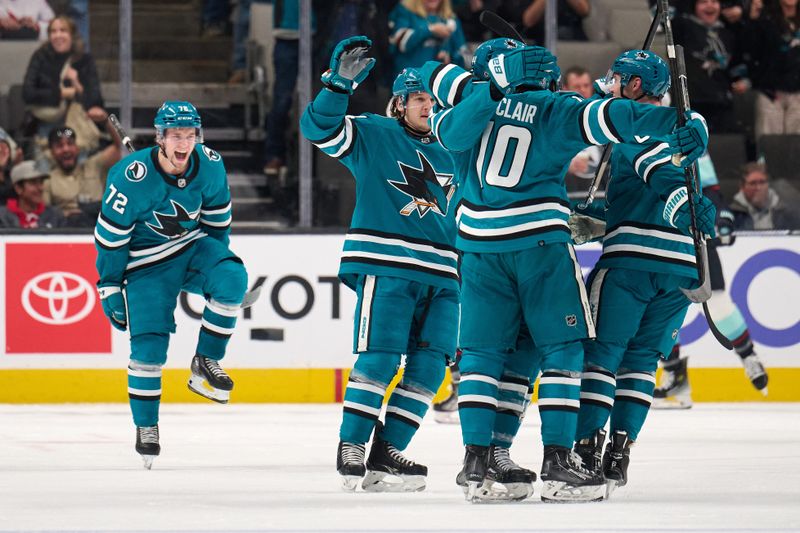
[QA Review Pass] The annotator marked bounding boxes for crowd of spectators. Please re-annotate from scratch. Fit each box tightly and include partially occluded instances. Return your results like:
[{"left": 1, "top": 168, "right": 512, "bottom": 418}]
[{"left": 0, "top": 0, "right": 797, "bottom": 230}]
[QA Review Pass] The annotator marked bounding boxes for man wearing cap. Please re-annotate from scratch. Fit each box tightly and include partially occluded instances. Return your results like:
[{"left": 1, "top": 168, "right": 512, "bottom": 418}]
[
  {"left": 0, "top": 127, "right": 22, "bottom": 204},
  {"left": 0, "top": 161, "right": 65, "bottom": 228},
  {"left": 45, "top": 125, "right": 121, "bottom": 226}
]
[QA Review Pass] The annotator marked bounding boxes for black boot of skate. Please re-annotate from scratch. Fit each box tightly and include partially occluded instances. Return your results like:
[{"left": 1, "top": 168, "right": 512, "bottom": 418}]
[
  {"left": 135, "top": 425, "right": 160, "bottom": 470},
  {"left": 540, "top": 446, "right": 605, "bottom": 503},
  {"left": 602, "top": 429, "right": 633, "bottom": 498},
  {"left": 741, "top": 354, "right": 768, "bottom": 395},
  {"left": 188, "top": 355, "right": 234, "bottom": 403},
  {"left": 432, "top": 384, "right": 459, "bottom": 424},
  {"left": 362, "top": 432, "right": 427, "bottom": 493},
  {"left": 574, "top": 428, "right": 607, "bottom": 475},
  {"left": 653, "top": 356, "right": 692, "bottom": 409},
  {"left": 478, "top": 445, "right": 535, "bottom": 501},
  {"left": 457, "top": 444, "right": 489, "bottom": 502},
  {"left": 336, "top": 441, "right": 366, "bottom": 492}
]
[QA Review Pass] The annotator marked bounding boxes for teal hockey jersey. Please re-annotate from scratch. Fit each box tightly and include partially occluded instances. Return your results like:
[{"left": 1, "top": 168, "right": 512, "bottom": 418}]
[
  {"left": 595, "top": 139, "right": 699, "bottom": 280},
  {"left": 431, "top": 82, "right": 684, "bottom": 253},
  {"left": 300, "top": 88, "right": 459, "bottom": 292},
  {"left": 95, "top": 144, "right": 233, "bottom": 285}
]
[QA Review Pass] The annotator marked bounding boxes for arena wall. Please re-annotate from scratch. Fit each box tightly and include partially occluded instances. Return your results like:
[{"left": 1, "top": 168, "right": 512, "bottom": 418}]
[{"left": 0, "top": 234, "right": 797, "bottom": 402}]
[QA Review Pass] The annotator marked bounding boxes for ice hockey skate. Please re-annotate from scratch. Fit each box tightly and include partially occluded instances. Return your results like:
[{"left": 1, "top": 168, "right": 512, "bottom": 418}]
[
  {"left": 742, "top": 354, "right": 768, "bottom": 395},
  {"left": 474, "top": 445, "right": 535, "bottom": 502},
  {"left": 574, "top": 428, "right": 607, "bottom": 475},
  {"left": 457, "top": 444, "right": 489, "bottom": 502},
  {"left": 602, "top": 430, "right": 632, "bottom": 499},
  {"left": 135, "top": 425, "right": 160, "bottom": 470},
  {"left": 539, "top": 446, "right": 605, "bottom": 502},
  {"left": 432, "top": 385, "right": 459, "bottom": 424},
  {"left": 188, "top": 355, "right": 234, "bottom": 403},
  {"left": 652, "top": 356, "right": 692, "bottom": 409},
  {"left": 336, "top": 441, "right": 366, "bottom": 492},
  {"left": 362, "top": 431, "right": 427, "bottom": 492}
]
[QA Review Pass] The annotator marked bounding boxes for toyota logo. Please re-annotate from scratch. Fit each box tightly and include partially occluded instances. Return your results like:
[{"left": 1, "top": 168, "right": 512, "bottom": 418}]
[{"left": 21, "top": 271, "right": 96, "bottom": 325}]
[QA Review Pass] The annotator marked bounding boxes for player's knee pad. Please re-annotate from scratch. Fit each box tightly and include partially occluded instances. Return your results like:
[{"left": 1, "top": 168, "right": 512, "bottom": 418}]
[
  {"left": 620, "top": 345, "right": 660, "bottom": 374},
  {"left": 538, "top": 339, "right": 584, "bottom": 374},
  {"left": 351, "top": 351, "right": 403, "bottom": 388},
  {"left": 402, "top": 348, "right": 447, "bottom": 395},
  {"left": 458, "top": 348, "right": 507, "bottom": 380},
  {"left": 130, "top": 333, "right": 169, "bottom": 366},
  {"left": 209, "top": 257, "right": 248, "bottom": 304}
]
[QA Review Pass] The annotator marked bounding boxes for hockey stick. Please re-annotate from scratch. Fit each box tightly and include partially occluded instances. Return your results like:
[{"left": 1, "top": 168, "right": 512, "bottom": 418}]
[
  {"left": 106, "top": 114, "right": 263, "bottom": 310},
  {"left": 657, "top": 5, "right": 732, "bottom": 349},
  {"left": 577, "top": 4, "right": 663, "bottom": 210},
  {"left": 479, "top": 10, "right": 525, "bottom": 42}
]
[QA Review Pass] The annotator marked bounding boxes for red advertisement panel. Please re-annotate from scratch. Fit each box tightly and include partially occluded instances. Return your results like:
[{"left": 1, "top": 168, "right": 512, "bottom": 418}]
[{"left": 5, "top": 243, "right": 110, "bottom": 353}]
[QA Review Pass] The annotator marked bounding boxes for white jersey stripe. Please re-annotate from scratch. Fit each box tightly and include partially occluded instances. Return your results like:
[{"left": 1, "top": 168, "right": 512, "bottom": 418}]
[
  {"left": 206, "top": 299, "right": 239, "bottom": 318},
  {"left": 201, "top": 319, "right": 235, "bottom": 335},
  {"left": 603, "top": 243, "right": 696, "bottom": 263},
  {"left": 457, "top": 202, "right": 570, "bottom": 220},
  {"left": 460, "top": 374, "right": 500, "bottom": 387},
  {"left": 386, "top": 406, "right": 423, "bottom": 426},
  {"left": 345, "top": 233, "right": 458, "bottom": 260},
  {"left": 447, "top": 71, "right": 472, "bottom": 106},
  {"left": 617, "top": 372, "right": 657, "bottom": 384},
  {"left": 604, "top": 225, "right": 694, "bottom": 245},
  {"left": 94, "top": 229, "right": 130, "bottom": 248},
  {"left": 126, "top": 233, "right": 206, "bottom": 270},
  {"left": 458, "top": 394, "right": 498, "bottom": 407},
  {"left": 616, "top": 389, "right": 654, "bottom": 402},
  {"left": 498, "top": 382, "right": 529, "bottom": 394},
  {"left": 347, "top": 380, "right": 386, "bottom": 397},
  {"left": 128, "top": 229, "right": 202, "bottom": 257},
  {"left": 392, "top": 387, "right": 432, "bottom": 404},
  {"left": 538, "top": 398, "right": 581, "bottom": 409},
  {"left": 458, "top": 218, "right": 569, "bottom": 237},
  {"left": 634, "top": 143, "right": 670, "bottom": 176},
  {"left": 596, "top": 99, "right": 622, "bottom": 144},
  {"left": 539, "top": 376, "right": 581, "bottom": 387},
  {"left": 580, "top": 391, "right": 614, "bottom": 405},
  {"left": 582, "top": 370, "right": 616, "bottom": 387},
  {"left": 582, "top": 99, "right": 602, "bottom": 145},
  {"left": 340, "top": 251, "right": 458, "bottom": 276},
  {"left": 200, "top": 203, "right": 231, "bottom": 216},
  {"left": 432, "top": 64, "right": 457, "bottom": 101},
  {"left": 569, "top": 243, "right": 596, "bottom": 338},
  {"left": 127, "top": 368, "right": 162, "bottom": 378},
  {"left": 199, "top": 215, "right": 232, "bottom": 227},
  {"left": 497, "top": 401, "right": 525, "bottom": 413},
  {"left": 128, "top": 387, "right": 161, "bottom": 397},
  {"left": 342, "top": 400, "right": 381, "bottom": 417},
  {"left": 97, "top": 216, "right": 133, "bottom": 236}
]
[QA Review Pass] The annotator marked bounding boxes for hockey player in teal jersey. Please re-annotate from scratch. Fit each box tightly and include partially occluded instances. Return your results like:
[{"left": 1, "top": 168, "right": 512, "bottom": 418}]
[
  {"left": 300, "top": 37, "right": 460, "bottom": 493},
  {"left": 94, "top": 101, "right": 248, "bottom": 469},
  {"left": 570, "top": 50, "right": 717, "bottom": 498},
  {"left": 430, "top": 41, "right": 710, "bottom": 502}
]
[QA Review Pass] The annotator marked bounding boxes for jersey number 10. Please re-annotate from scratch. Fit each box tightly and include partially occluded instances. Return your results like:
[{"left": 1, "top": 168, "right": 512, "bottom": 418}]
[{"left": 476, "top": 122, "right": 532, "bottom": 189}]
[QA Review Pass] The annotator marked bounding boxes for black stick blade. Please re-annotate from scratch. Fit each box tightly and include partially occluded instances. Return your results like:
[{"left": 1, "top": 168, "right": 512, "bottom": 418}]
[{"left": 479, "top": 10, "right": 525, "bottom": 42}]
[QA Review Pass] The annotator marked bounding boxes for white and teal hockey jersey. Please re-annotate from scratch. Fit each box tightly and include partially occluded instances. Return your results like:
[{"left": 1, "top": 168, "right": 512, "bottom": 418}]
[
  {"left": 95, "top": 144, "right": 232, "bottom": 284},
  {"left": 300, "top": 88, "right": 459, "bottom": 292},
  {"left": 596, "top": 140, "right": 699, "bottom": 280},
  {"left": 430, "top": 81, "right": 684, "bottom": 254}
]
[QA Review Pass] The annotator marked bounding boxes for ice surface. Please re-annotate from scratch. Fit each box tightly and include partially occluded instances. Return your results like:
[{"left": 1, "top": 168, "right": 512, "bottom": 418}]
[{"left": 2, "top": 403, "right": 799, "bottom": 532}]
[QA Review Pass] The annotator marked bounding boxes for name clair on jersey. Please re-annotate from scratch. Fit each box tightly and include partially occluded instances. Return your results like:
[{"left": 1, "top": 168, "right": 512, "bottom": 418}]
[{"left": 495, "top": 98, "right": 537, "bottom": 124}]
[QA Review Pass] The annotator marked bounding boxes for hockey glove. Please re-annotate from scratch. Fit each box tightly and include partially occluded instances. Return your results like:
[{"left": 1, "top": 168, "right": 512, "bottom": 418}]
[
  {"left": 667, "top": 112, "right": 709, "bottom": 167},
  {"left": 568, "top": 213, "right": 607, "bottom": 245},
  {"left": 488, "top": 46, "right": 558, "bottom": 95},
  {"left": 321, "top": 36, "right": 376, "bottom": 94},
  {"left": 664, "top": 187, "right": 717, "bottom": 237},
  {"left": 716, "top": 209, "right": 736, "bottom": 246},
  {"left": 98, "top": 284, "right": 128, "bottom": 331}
]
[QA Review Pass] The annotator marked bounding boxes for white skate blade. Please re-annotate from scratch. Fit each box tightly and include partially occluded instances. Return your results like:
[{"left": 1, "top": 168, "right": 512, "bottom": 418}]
[
  {"left": 340, "top": 476, "right": 361, "bottom": 492},
  {"left": 651, "top": 395, "right": 692, "bottom": 410},
  {"left": 541, "top": 480, "right": 605, "bottom": 503},
  {"left": 470, "top": 480, "right": 534, "bottom": 503},
  {"left": 140, "top": 454, "right": 155, "bottom": 470},
  {"left": 759, "top": 386, "right": 768, "bottom": 397},
  {"left": 362, "top": 471, "right": 425, "bottom": 492},
  {"left": 188, "top": 376, "right": 230, "bottom": 404},
  {"left": 433, "top": 410, "right": 460, "bottom": 424},
  {"left": 465, "top": 481, "right": 482, "bottom": 502},
  {"left": 605, "top": 479, "right": 619, "bottom": 499}
]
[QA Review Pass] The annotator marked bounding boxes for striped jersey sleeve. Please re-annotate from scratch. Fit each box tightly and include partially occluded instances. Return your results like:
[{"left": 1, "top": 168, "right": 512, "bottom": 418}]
[
  {"left": 200, "top": 188, "right": 232, "bottom": 246},
  {"left": 388, "top": 4, "right": 431, "bottom": 56},
  {"left": 300, "top": 88, "right": 361, "bottom": 164},
  {"left": 94, "top": 169, "right": 140, "bottom": 285},
  {"left": 430, "top": 82, "right": 499, "bottom": 152},
  {"left": 619, "top": 141, "right": 686, "bottom": 197},
  {"left": 420, "top": 60, "right": 474, "bottom": 109}
]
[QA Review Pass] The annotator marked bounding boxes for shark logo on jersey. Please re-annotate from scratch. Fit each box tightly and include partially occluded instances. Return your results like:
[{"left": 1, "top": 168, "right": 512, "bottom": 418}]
[
  {"left": 202, "top": 145, "right": 221, "bottom": 162},
  {"left": 125, "top": 161, "right": 147, "bottom": 182},
  {"left": 388, "top": 151, "right": 455, "bottom": 218},
  {"left": 146, "top": 200, "right": 200, "bottom": 239}
]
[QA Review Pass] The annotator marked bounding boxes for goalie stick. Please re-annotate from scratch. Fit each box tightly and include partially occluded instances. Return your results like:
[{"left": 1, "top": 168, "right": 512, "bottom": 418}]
[
  {"left": 657, "top": 3, "right": 733, "bottom": 349},
  {"left": 106, "top": 114, "right": 263, "bottom": 310}
]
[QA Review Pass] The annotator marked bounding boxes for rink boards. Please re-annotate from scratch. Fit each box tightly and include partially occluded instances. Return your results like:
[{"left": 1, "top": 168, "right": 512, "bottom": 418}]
[{"left": 0, "top": 233, "right": 797, "bottom": 402}]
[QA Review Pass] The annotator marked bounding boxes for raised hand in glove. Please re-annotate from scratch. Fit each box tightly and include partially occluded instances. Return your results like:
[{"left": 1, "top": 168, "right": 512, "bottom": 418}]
[
  {"left": 488, "top": 45, "right": 559, "bottom": 95},
  {"left": 98, "top": 284, "right": 128, "bottom": 331},
  {"left": 667, "top": 111, "right": 709, "bottom": 167},
  {"left": 663, "top": 186, "right": 717, "bottom": 237},
  {"left": 321, "top": 36, "right": 376, "bottom": 94},
  {"left": 716, "top": 209, "right": 736, "bottom": 246}
]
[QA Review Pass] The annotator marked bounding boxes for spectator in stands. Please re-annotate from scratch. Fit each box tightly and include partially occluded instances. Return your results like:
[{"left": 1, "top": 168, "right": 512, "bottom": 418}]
[
  {"left": 492, "top": 0, "right": 590, "bottom": 43},
  {"left": 262, "top": 0, "right": 317, "bottom": 177},
  {"left": 388, "top": 0, "right": 468, "bottom": 73},
  {"left": 730, "top": 162, "right": 800, "bottom": 229},
  {"left": 562, "top": 66, "right": 602, "bottom": 192},
  {"left": 0, "top": 160, "right": 65, "bottom": 228},
  {"left": 44, "top": 125, "right": 121, "bottom": 227},
  {"left": 22, "top": 15, "right": 106, "bottom": 151},
  {"left": 202, "top": 0, "right": 231, "bottom": 38},
  {"left": 673, "top": 0, "right": 750, "bottom": 133},
  {"left": 0, "top": 127, "right": 22, "bottom": 204},
  {"left": 48, "top": 0, "right": 90, "bottom": 50},
  {"left": 0, "top": 0, "right": 53, "bottom": 40},
  {"left": 454, "top": 0, "right": 492, "bottom": 42},
  {"left": 742, "top": 0, "right": 800, "bottom": 137}
]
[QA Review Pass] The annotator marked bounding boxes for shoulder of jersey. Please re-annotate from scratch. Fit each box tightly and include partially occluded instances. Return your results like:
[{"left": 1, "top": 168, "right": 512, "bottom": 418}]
[
  {"left": 557, "top": 90, "right": 586, "bottom": 102},
  {"left": 111, "top": 148, "right": 153, "bottom": 185},
  {"left": 196, "top": 143, "right": 224, "bottom": 165}
]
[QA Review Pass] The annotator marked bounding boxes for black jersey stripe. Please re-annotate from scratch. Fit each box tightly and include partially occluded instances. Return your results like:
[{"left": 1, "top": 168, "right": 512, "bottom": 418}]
[
  {"left": 347, "top": 227, "right": 458, "bottom": 253},
  {"left": 99, "top": 212, "right": 133, "bottom": 231},
  {"left": 460, "top": 196, "right": 570, "bottom": 212},
  {"left": 602, "top": 98, "right": 623, "bottom": 144},
  {"left": 201, "top": 325, "right": 232, "bottom": 339},
  {"left": 453, "top": 75, "right": 471, "bottom": 106},
  {"left": 126, "top": 239, "right": 198, "bottom": 274},
  {"left": 458, "top": 224, "right": 571, "bottom": 242},
  {"left": 385, "top": 410, "right": 421, "bottom": 430},
  {"left": 336, "top": 119, "right": 358, "bottom": 160},
  {"left": 601, "top": 250, "right": 696, "bottom": 269},
  {"left": 500, "top": 375, "right": 530, "bottom": 387},
  {"left": 538, "top": 404, "right": 581, "bottom": 414},
  {"left": 579, "top": 398, "right": 613, "bottom": 410},
  {"left": 614, "top": 395, "right": 652, "bottom": 408},
  {"left": 340, "top": 256, "right": 459, "bottom": 281},
  {"left": 343, "top": 405, "right": 379, "bottom": 421},
  {"left": 641, "top": 160, "right": 670, "bottom": 183},
  {"left": 606, "top": 220, "right": 687, "bottom": 236},
  {"left": 309, "top": 119, "right": 346, "bottom": 146},
  {"left": 458, "top": 401, "right": 497, "bottom": 411},
  {"left": 128, "top": 393, "right": 161, "bottom": 402}
]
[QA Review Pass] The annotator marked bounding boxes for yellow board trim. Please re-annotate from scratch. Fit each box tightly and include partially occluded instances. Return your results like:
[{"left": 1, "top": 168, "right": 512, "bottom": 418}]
[{"left": 1, "top": 367, "right": 797, "bottom": 403}]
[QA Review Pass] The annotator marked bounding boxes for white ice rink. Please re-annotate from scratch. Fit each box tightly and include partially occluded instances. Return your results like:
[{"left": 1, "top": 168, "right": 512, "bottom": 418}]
[{"left": 2, "top": 403, "right": 799, "bottom": 532}]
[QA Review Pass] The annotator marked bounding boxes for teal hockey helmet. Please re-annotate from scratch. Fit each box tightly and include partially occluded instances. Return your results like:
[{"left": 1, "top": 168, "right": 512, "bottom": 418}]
[
  {"left": 471, "top": 37, "right": 524, "bottom": 81},
  {"left": 392, "top": 68, "right": 427, "bottom": 101},
  {"left": 608, "top": 49, "right": 671, "bottom": 98},
  {"left": 154, "top": 101, "right": 203, "bottom": 142}
]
